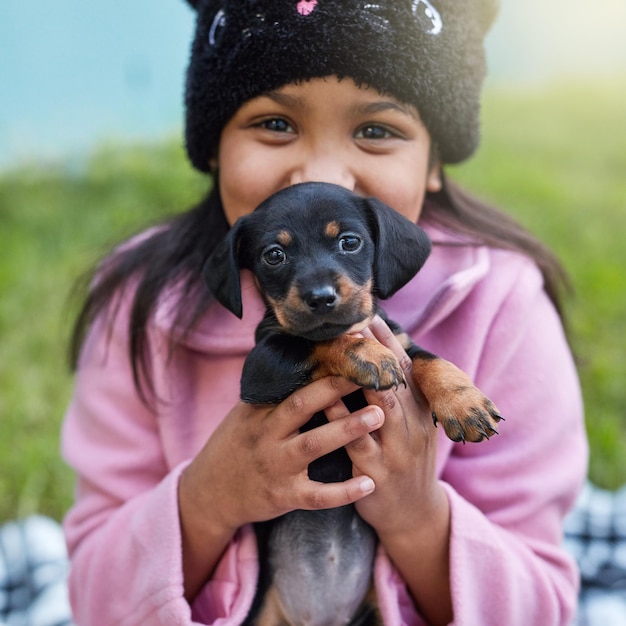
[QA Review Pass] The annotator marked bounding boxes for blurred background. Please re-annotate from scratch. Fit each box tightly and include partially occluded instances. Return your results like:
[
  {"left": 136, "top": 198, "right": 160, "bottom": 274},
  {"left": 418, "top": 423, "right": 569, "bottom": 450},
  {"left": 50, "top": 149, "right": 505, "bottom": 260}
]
[
  {"left": 2, "top": 0, "right": 626, "bottom": 167},
  {"left": 1, "top": 0, "right": 625, "bottom": 523}
]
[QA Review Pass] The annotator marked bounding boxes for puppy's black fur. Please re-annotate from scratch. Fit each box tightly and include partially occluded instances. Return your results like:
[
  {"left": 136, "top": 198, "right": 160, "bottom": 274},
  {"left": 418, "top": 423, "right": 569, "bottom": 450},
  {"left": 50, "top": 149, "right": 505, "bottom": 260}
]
[{"left": 204, "top": 182, "right": 502, "bottom": 626}]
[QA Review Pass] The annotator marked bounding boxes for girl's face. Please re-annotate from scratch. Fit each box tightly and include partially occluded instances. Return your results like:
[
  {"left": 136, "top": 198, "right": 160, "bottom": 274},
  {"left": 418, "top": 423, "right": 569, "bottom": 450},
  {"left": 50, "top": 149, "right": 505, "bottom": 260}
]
[{"left": 217, "top": 76, "right": 441, "bottom": 226}]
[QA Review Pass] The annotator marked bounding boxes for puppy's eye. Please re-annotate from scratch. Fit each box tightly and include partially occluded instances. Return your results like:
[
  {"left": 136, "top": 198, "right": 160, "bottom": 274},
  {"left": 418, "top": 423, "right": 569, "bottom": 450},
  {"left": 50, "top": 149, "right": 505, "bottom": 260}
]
[
  {"left": 262, "top": 246, "right": 286, "bottom": 266},
  {"left": 338, "top": 234, "right": 363, "bottom": 253}
]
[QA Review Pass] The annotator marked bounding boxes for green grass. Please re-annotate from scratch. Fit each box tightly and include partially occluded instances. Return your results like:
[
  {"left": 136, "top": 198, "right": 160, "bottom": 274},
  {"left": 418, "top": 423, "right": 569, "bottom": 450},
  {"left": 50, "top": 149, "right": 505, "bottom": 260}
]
[
  {"left": 0, "top": 141, "right": 208, "bottom": 522},
  {"left": 1, "top": 80, "right": 625, "bottom": 523},
  {"left": 450, "top": 80, "right": 626, "bottom": 489}
]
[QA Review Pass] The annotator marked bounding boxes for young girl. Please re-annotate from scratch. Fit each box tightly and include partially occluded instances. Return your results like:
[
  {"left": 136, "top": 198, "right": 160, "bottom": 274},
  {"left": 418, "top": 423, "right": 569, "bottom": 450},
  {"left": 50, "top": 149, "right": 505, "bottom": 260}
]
[{"left": 62, "top": 1, "right": 588, "bottom": 624}]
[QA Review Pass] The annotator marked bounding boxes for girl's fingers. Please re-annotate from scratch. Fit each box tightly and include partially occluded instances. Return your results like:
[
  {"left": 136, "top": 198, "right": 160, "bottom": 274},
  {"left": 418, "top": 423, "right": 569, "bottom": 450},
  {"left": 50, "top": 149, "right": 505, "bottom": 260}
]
[
  {"left": 361, "top": 317, "right": 431, "bottom": 437},
  {"left": 287, "top": 403, "right": 385, "bottom": 466},
  {"left": 366, "top": 316, "right": 431, "bottom": 406},
  {"left": 272, "top": 376, "right": 359, "bottom": 439},
  {"left": 296, "top": 474, "right": 376, "bottom": 511},
  {"left": 366, "top": 314, "right": 399, "bottom": 346},
  {"left": 325, "top": 399, "right": 384, "bottom": 455},
  {"left": 364, "top": 316, "right": 414, "bottom": 380},
  {"left": 323, "top": 396, "right": 350, "bottom": 422}
]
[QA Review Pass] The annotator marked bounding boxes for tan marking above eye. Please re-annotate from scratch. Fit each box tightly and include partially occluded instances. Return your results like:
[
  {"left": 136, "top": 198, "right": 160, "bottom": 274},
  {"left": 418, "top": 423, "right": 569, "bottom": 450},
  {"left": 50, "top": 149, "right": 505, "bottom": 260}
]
[
  {"left": 277, "top": 230, "right": 293, "bottom": 246},
  {"left": 325, "top": 221, "right": 341, "bottom": 238}
]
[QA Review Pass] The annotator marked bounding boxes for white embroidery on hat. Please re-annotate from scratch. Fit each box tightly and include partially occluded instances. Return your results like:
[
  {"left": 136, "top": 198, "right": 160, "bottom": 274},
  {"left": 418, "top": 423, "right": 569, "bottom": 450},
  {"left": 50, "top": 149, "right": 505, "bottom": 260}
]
[
  {"left": 209, "top": 8, "right": 226, "bottom": 46},
  {"left": 363, "top": 3, "right": 391, "bottom": 30},
  {"left": 411, "top": 0, "right": 442, "bottom": 35}
]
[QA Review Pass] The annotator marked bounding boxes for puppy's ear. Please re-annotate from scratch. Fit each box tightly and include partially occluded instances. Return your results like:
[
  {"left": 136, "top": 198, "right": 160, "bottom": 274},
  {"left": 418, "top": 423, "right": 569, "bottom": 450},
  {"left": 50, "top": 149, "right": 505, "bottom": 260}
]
[
  {"left": 203, "top": 220, "right": 246, "bottom": 318},
  {"left": 363, "top": 197, "right": 432, "bottom": 299}
]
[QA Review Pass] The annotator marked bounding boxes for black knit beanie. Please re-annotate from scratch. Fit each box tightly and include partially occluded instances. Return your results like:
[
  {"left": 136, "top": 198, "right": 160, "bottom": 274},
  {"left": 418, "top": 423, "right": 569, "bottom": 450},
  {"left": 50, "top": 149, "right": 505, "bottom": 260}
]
[{"left": 184, "top": 0, "right": 498, "bottom": 172}]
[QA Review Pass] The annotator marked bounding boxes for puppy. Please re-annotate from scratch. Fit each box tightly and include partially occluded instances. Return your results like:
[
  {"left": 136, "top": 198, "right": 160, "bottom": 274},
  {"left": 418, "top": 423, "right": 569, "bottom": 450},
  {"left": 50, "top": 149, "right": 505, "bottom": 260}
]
[{"left": 204, "top": 182, "right": 502, "bottom": 626}]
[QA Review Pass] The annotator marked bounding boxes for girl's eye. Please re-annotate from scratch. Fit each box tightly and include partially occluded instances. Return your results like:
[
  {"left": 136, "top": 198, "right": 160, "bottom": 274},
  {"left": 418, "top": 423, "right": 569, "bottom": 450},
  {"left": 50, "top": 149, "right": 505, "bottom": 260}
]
[
  {"left": 355, "top": 124, "right": 395, "bottom": 140},
  {"left": 262, "top": 246, "right": 287, "bottom": 265},
  {"left": 338, "top": 234, "right": 363, "bottom": 253},
  {"left": 258, "top": 118, "right": 294, "bottom": 133}
]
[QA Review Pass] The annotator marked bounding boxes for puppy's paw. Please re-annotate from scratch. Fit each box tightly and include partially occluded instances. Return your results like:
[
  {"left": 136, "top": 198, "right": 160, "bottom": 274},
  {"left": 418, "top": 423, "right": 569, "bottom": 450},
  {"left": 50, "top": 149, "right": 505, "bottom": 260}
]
[
  {"left": 312, "top": 337, "right": 406, "bottom": 390},
  {"left": 412, "top": 358, "right": 503, "bottom": 443},
  {"left": 432, "top": 395, "right": 503, "bottom": 443},
  {"left": 345, "top": 339, "right": 406, "bottom": 390}
]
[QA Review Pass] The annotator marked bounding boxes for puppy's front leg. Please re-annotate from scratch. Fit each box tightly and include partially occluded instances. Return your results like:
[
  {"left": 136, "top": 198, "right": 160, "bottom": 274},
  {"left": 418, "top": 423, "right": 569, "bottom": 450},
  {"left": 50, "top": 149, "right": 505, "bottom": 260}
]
[
  {"left": 409, "top": 348, "right": 503, "bottom": 443},
  {"left": 241, "top": 334, "right": 317, "bottom": 404}
]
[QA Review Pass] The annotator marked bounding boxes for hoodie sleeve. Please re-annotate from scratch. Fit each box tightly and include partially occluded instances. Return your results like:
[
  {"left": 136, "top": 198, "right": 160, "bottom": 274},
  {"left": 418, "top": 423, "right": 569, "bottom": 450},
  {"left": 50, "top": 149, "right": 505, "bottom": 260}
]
[
  {"left": 61, "top": 299, "right": 258, "bottom": 626},
  {"left": 374, "top": 250, "right": 587, "bottom": 626},
  {"left": 437, "top": 253, "right": 587, "bottom": 625}
]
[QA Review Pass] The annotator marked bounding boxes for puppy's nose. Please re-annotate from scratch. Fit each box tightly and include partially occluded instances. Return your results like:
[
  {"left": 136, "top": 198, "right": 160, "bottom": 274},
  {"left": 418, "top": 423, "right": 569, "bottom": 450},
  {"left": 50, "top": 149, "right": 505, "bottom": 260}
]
[{"left": 303, "top": 286, "right": 338, "bottom": 314}]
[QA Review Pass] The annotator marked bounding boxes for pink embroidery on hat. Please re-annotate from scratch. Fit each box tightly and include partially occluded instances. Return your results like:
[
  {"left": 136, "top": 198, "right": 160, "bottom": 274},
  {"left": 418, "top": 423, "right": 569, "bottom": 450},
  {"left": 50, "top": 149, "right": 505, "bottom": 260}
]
[{"left": 297, "top": 0, "right": 318, "bottom": 16}]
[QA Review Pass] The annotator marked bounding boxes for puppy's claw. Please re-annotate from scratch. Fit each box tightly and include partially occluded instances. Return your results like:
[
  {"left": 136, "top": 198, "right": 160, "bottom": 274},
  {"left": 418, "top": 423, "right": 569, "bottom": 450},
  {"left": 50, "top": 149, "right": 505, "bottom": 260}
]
[
  {"left": 484, "top": 399, "right": 505, "bottom": 424},
  {"left": 431, "top": 402, "right": 503, "bottom": 444}
]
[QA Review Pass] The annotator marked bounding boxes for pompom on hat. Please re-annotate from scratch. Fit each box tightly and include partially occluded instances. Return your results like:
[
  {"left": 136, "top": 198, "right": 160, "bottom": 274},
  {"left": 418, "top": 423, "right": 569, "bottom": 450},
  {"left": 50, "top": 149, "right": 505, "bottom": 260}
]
[{"left": 183, "top": 0, "right": 499, "bottom": 172}]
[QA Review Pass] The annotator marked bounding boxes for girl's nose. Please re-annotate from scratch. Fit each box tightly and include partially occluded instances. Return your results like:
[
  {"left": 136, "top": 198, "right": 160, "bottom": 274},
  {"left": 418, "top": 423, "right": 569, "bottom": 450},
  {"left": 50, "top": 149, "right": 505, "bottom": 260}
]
[{"left": 289, "top": 153, "right": 356, "bottom": 191}]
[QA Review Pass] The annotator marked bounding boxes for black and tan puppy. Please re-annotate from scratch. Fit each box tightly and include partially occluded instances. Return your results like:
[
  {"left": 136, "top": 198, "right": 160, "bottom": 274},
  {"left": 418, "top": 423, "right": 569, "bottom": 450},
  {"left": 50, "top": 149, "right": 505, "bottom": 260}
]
[{"left": 204, "top": 182, "right": 502, "bottom": 626}]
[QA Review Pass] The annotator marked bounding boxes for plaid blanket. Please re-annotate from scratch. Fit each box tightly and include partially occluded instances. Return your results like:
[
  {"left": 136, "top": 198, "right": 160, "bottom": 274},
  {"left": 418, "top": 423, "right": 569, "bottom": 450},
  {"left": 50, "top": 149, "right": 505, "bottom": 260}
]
[
  {"left": 2, "top": 481, "right": 625, "bottom": 625},
  {"left": 565, "top": 481, "right": 626, "bottom": 626},
  {"left": 0, "top": 515, "right": 72, "bottom": 626}
]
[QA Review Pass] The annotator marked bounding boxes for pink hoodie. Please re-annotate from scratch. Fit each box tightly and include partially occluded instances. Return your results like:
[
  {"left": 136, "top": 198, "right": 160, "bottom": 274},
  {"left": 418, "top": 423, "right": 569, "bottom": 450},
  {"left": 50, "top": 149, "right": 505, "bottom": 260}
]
[{"left": 62, "top": 223, "right": 588, "bottom": 625}]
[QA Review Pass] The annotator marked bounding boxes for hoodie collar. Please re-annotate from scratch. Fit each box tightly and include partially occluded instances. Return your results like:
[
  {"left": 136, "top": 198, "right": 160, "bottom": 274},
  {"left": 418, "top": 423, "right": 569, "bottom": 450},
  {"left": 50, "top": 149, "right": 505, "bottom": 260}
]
[{"left": 384, "top": 222, "right": 490, "bottom": 336}]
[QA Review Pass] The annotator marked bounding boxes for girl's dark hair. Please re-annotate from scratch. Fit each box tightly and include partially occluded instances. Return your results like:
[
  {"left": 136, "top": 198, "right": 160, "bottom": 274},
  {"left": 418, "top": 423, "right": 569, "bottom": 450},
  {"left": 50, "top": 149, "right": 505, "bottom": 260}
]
[
  {"left": 70, "top": 175, "right": 570, "bottom": 404},
  {"left": 70, "top": 186, "right": 229, "bottom": 404},
  {"left": 423, "top": 173, "right": 571, "bottom": 320}
]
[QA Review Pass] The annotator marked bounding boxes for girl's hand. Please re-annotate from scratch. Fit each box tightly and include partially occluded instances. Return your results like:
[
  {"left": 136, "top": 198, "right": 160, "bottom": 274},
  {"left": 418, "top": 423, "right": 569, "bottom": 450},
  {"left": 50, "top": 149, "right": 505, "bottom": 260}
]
[
  {"left": 325, "top": 316, "right": 453, "bottom": 625},
  {"left": 326, "top": 316, "right": 444, "bottom": 536},
  {"left": 178, "top": 374, "right": 384, "bottom": 600}
]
